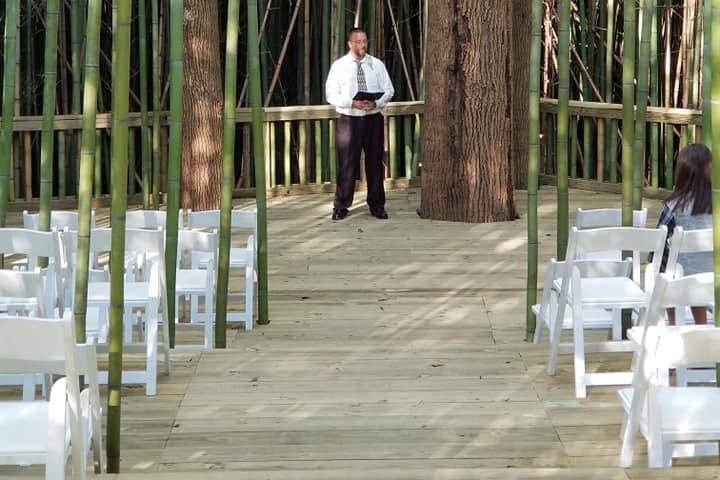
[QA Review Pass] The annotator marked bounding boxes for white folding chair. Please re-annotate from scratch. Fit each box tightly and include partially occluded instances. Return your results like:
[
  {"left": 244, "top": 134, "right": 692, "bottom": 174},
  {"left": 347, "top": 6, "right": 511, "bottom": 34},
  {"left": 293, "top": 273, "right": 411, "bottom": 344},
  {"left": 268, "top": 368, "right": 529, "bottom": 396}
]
[
  {"left": 0, "top": 311, "right": 104, "bottom": 479},
  {"left": 619, "top": 272, "right": 719, "bottom": 468},
  {"left": 0, "top": 228, "right": 63, "bottom": 313},
  {"left": 549, "top": 226, "right": 667, "bottom": 398},
  {"left": 79, "top": 228, "right": 170, "bottom": 395},
  {"left": 187, "top": 208, "right": 256, "bottom": 330},
  {"left": 22, "top": 210, "right": 97, "bottom": 232},
  {"left": 533, "top": 258, "right": 631, "bottom": 347},
  {"left": 175, "top": 230, "right": 217, "bottom": 349},
  {"left": 0, "top": 269, "right": 51, "bottom": 400}
]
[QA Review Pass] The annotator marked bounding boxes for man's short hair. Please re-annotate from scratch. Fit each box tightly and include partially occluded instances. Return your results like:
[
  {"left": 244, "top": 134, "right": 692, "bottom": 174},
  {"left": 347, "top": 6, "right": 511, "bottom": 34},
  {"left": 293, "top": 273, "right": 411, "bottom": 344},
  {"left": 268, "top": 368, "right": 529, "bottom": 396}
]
[{"left": 346, "top": 28, "right": 367, "bottom": 42}]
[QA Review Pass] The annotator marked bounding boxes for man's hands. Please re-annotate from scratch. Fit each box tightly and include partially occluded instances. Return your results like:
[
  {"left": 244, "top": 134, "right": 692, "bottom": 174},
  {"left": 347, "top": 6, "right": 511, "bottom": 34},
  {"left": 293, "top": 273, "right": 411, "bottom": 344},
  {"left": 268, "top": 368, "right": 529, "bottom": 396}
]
[{"left": 351, "top": 100, "right": 376, "bottom": 111}]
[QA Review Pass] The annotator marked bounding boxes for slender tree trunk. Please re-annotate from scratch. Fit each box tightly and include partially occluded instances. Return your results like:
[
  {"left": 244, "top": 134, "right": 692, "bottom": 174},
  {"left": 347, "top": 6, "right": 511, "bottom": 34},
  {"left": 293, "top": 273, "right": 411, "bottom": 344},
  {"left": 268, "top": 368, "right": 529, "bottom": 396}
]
[
  {"left": 181, "top": 0, "right": 222, "bottom": 210},
  {"left": 0, "top": 0, "right": 18, "bottom": 228},
  {"left": 419, "top": 0, "right": 517, "bottom": 223}
]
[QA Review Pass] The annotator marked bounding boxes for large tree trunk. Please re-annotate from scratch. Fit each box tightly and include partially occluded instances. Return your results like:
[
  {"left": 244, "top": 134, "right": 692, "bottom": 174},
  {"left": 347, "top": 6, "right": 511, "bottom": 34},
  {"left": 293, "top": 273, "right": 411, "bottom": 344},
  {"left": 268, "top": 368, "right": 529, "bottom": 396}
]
[
  {"left": 510, "top": 0, "right": 531, "bottom": 189},
  {"left": 181, "top": 0, "right": 223, "bottom": 210},
  {"left": 419, "top": 0, "right": 517, "bottom": 223}
]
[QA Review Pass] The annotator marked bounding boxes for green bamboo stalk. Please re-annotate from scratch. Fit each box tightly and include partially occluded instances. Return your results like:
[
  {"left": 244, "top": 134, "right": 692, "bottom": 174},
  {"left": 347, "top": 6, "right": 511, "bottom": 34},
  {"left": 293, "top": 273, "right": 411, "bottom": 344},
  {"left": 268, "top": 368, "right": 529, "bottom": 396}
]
[
  {"left": 664, "top": 0, "right": 673, "bottom": 188},
  {"left": 139, "top": 0, "right": 150, "bottom": 208},
  {"left": 248, "top": 0, "right": 269, "bottom": 326},
  {"left": 389, "top": 116, "right": 397, "bottom": 179},
  {"left": 70, "top": 0, "right": 82, "bottom": 195},
  {"left": 649, "top": 3, "right": 660, "bottom": 186},
  {"left": 690, "top": 0, "right": 701, "bottom": 142},
  {"left": 128, "top": 129, "right": 136, "bottom": 194},
  {"left": 578, "top": 0, "right": 592, "bottom": 180},
  {"left": 107, "top": 0, "right": 132, "bottom": 472},
  {"left": 74, "top": 0, "right": 101, "bottom": 353},
  {"left": 605, "top": 0, "right": 616, "bottom": 181},
  {"left": 632, "top": 0, "right": 653, "bottom": 210},
  {"left": 557, "top": 0, "right": 570, "bottom": 259},
  {"left": 336, "top": 0, "right": 346, "bottom": 60},
  {"left": 710, "top": 0, "right": 720, "bottom": 352},
  {"left": 58, "top": 133, "right": 66, "bottom": 197},
  {"left": 94, "top": 130, "right": 102, "bottom": 196},
  {"left": 526, "top": 0, "right": 541, "bottom": 341},
  {"left": 165, "top": 0, "right": 183, "bottom": 345},
  {"left": 570, "top": 117, "right": 578, "bottom": 178},
  {"left": 367, "top": 0, "right": 376, "bottom": 53},
  {"left": 621, "top": 0, "right": 637, "bottom": 226},
  {"left": 38, "top": 0, "right": 60, "bottom": 237},
  {"left": 283, "top": 121, "right": 291, "bottom": 187},
  {"left": 704, "top": 0, "right": 713, "bottom": 146},
  {"left": 152, "top": 0, "right": 161, "bottom": 207},
  {"left": 215, "top": 0, "right": 240, "bottom": 348},
  {"left": 0, "top": 0, "right": 18, "bottom": 228},
  {"left": 403, "top": 116, "right": 412, "bottom": 178},
  {"left": 321, "top": 0, "right": 330, "bottom": 182},
  {"left": 270, "top": 123, "right": 276, "bottom": 187},
  {"left": 315, "top": 120, "right": 322, "bottom": 184}
]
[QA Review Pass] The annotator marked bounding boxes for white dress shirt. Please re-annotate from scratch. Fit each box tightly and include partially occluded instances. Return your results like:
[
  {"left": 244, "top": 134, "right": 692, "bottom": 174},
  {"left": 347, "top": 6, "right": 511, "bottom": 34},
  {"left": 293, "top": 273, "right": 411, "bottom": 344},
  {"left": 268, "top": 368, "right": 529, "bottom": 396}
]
[{"left": 325, "top": 53, "right": 395, "bottom": 117}]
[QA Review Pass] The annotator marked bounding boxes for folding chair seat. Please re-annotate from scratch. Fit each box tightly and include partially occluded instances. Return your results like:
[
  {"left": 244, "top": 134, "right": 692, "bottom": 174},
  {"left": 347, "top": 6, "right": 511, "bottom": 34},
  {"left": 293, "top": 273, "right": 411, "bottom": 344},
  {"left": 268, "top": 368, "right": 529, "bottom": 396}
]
[
  {"left": 619, "top": 272, "right": 720, "bottom": 468},
  {"left": 187, "top": 208, "right": 255, "bottom": 330},
  {"left": 175, "top": 230, "right": 217, "bottom": 349},
  {"left": 532, "top": 258, "right": 630, "bottom": 349},
  {"left": 0, "top": 311, "right": 104, "bottom": 479},
  {"left": 548, "top": 226, "right": 667, "bottom": 398}
]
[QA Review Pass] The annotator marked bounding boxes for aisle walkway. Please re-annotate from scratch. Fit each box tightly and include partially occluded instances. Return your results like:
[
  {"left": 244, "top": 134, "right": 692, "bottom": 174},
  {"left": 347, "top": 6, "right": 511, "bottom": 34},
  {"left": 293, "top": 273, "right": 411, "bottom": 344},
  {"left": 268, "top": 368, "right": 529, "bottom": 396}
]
[{"left": 6, "top": 187, "right": 720, "bottom": 479}]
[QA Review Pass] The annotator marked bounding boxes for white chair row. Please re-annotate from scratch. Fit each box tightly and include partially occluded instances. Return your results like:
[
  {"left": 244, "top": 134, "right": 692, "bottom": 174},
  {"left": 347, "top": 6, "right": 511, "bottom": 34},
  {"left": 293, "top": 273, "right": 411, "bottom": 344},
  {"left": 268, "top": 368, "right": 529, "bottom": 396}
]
[
  {"left": 619, "top": 272, "right": 719, "bottom": 468},
  {"left": 0, "top": 311, "right": 104, "bottom": 479}
]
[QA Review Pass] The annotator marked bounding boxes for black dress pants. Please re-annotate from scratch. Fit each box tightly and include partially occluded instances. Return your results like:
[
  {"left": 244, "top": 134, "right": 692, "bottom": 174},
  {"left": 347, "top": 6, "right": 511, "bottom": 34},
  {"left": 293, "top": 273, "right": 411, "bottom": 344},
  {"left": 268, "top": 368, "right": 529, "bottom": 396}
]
[{"left": 333, "top": 113, "right": 385, "bottom": 211}]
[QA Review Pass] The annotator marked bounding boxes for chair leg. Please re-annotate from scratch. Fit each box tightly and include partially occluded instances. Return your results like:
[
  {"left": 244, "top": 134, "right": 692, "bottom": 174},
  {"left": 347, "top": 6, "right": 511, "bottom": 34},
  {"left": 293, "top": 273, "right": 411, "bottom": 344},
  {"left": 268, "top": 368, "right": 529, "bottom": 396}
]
[
  {"left": 573, "top": 309, "right": 587, "bottom": 399},
  {"left": 532, "top": 318, "right": 543, "bottom": 344},
  {"left": 123, "top": 306, "right": 133, "bottom": 343},
  {"left": 245, "top": 266, "right": 254, "bottom": 331},
  {"left": 611, "top": 309, "right": 621, "bottom": 341},
  {"left": 144, "top": 310, "right": 159, "bottom": 396},
  {"left": 191, "top": 295, "right": 199, "bottom": 324}
]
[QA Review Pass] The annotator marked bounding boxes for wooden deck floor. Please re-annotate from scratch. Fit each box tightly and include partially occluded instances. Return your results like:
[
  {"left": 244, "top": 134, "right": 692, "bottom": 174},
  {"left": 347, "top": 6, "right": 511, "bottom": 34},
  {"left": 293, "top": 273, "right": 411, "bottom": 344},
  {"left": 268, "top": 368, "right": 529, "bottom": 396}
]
[{"left": 4, "top": 187, "right": 720, "bottom": 479}]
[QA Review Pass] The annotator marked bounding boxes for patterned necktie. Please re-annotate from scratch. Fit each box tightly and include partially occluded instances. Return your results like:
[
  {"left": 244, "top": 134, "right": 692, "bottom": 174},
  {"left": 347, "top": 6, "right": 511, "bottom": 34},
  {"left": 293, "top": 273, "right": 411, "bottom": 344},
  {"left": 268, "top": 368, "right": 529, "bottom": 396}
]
[{"left": 356, "top": 61, "right": 367, "bottom": 91}]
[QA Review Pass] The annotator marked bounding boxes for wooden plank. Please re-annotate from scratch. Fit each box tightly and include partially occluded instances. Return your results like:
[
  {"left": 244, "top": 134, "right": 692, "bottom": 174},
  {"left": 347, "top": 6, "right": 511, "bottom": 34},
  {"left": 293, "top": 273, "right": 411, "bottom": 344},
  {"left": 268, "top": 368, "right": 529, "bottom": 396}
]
[{"left": 540, "top": 98, "right": 703, "bottom": 125}]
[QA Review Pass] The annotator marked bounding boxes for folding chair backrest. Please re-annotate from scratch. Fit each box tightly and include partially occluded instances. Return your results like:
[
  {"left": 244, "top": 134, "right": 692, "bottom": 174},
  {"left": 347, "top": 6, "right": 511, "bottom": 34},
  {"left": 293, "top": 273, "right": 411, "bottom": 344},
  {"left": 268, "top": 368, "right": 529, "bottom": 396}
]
[
  {"left": 0, "top": 313, "right": 76, "bottom": 376},
  {"left": 665, "top": 227, "right": 713, "bottom": 278},
  {"left": 177, "top": 230, "right": 217, "bottom": 268},
  {"left": 188, "top": 208, "right": 257, "bottom": 235},
  {"left": 125, "top": 228, "right": 164, "bottom": 256},
  {"left": 22, "top": 210, "right": 97, "bottom": 231},
  {"left": 125, "top": 210, "right": 182, "bottom": 230},
  {"left": 0, "top": 269, "right": 47, "bottom": 317},
  {"left": 570, "top": 226, "right": 667, "bottom": 261},
  {"left": 0, "top": 228, "right": 61, "bottom": 265},
  {"left": 575, "top": 208, "right": 647, "bottom": 229}
]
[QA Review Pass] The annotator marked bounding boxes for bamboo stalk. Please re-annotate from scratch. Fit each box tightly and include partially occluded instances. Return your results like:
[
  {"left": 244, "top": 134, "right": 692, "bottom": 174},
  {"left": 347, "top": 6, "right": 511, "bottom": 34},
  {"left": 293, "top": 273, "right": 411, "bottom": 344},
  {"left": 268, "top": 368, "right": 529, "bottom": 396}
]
[
  {"left": 248, "top": 0, "right": 270, "bottom": 326},
  {"left": 107, "top": 0, "right": 132, "bottom": 472},
  {"left": 664, "top": 0, "right": 674, "bottom": 188},
  {"left": 139, "top": 0, "right": 150, "bottom": 208},
  {"left": 152, "top": 0, "right": 161, "bottom": 207},
  {"left": 632, "top": 0, "right": 655, "bottom": 210},
  {"left": 38, "top": 0, "right": 60, "bottom": 238},
  {"left": 649, "top": 3, "right": 660, "bottom": 186},
  {"left": 605, "top": 0, "right": 615, "bottom": 182},
  {"left": 165, "top": 0, "right": 183, "bottom": 346},
  {"left": 703, "top": 0, "right": 712, "bottom": 146},
  {"left": 710, "top": 0, "right": 720, "bottom": 345},
  {"left": 74, "top": 0, "right": 101, "bottom": 356},
  {"left": 0, "top": 0, "right": 18, "bottom": 228},
  {"left": 557, "top": 0, "right": 570, "bottom": 259},
  {"left": 621, "top": 0, "right": 637, "bottom": 226},
  {"left": 215, "top": 0, "right": 240, "bottom": 348},
  {"left": 527, "top": 0, "right": 541, "bottom": 340}
]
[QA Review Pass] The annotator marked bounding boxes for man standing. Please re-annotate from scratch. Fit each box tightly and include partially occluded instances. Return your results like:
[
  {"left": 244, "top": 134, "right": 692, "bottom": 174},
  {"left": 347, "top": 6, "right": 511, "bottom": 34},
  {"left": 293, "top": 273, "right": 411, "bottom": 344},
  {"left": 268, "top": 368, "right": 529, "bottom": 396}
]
[{"left": 326, "top": 28, "right": 395, "bottom": 221}]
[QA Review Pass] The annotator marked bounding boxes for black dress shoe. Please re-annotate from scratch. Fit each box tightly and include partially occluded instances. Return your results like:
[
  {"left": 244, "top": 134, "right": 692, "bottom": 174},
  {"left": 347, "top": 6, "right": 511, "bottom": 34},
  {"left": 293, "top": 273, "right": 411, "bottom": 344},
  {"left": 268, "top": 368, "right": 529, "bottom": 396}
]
[
  {"left": 332, "top": 208, "right": 349, "bottom": 220},
  {"left": 370, "top": 207, "right": 389, "bottom": 219}
]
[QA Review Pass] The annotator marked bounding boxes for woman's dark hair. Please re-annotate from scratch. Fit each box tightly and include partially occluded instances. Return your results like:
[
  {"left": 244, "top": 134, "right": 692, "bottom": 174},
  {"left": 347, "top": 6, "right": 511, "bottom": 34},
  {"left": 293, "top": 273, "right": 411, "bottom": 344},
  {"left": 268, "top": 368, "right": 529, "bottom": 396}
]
[{"left": 666, "top": 143, "right": 712, "bottom": 215}]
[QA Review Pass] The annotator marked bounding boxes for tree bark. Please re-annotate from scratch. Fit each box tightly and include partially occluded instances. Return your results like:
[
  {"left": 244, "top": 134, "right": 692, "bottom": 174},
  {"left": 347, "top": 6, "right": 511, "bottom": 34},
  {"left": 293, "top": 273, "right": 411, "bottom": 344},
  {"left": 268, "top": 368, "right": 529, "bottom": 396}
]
[
  {"left": 510, "top": 0, "right": 531, "bottom": 189},
  {"left": 419, "top": 0, "right": 517, "bottom": 223},
  {"left": 181, "top": 0, "right": 223, "bottom": 210}
]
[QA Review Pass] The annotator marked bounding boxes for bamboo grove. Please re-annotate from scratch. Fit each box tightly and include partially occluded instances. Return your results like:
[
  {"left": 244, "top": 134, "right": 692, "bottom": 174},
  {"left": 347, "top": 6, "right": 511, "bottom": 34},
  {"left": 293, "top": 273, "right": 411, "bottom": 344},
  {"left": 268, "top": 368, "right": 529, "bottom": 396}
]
[
  {"left": 539, "top": 0, "right": 708, "bottom": 187},
  {"left": 526, "top": 0, "right": 720, "bottom": 339},
  {"left": 0, "top": 0, "right": 428, "bottom": 202}
]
